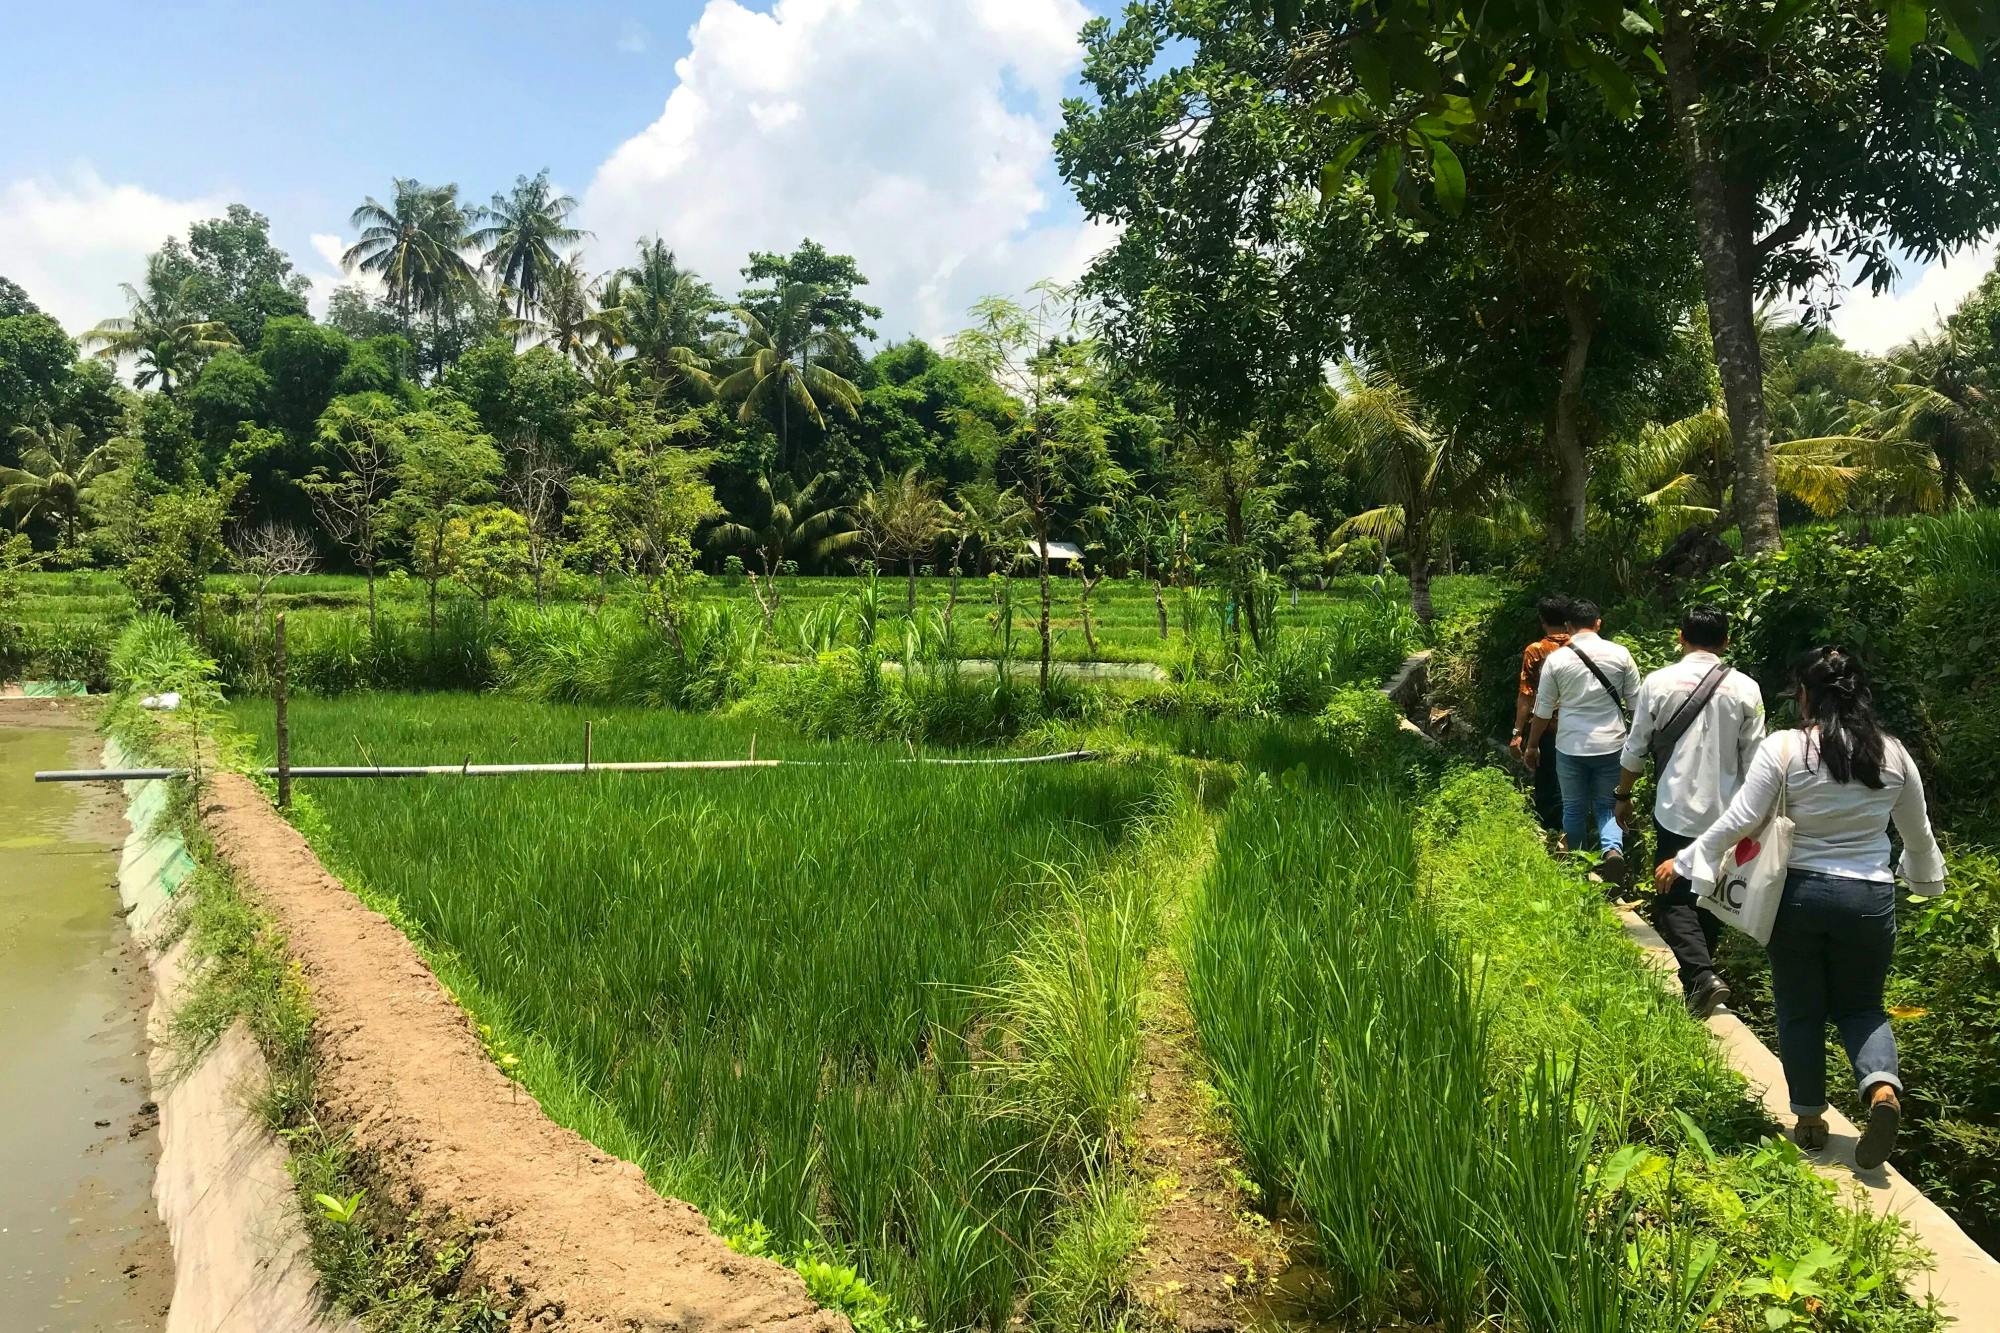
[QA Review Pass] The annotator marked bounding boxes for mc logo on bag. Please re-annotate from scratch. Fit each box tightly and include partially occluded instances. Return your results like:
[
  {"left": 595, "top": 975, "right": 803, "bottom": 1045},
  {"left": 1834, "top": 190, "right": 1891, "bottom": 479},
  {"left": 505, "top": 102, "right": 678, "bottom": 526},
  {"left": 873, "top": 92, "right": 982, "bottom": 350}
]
[{"left": 1694, "top": 737, "right": 1797, "bottom": 946}]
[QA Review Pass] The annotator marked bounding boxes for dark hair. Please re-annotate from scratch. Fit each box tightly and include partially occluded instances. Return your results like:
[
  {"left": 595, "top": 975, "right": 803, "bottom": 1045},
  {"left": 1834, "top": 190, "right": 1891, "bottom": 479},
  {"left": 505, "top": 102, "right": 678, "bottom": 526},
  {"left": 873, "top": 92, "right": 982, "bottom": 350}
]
[
  {"left": 1796, "top": 646, "right": 1888, "bottom": 788},
  {"left": 1536, "top": 594, "right": 1573, "bottom": 630},
  {"left": 1568, "top": 597, "right": 1602, "bottom": 627},
  {"left": 1681, "top": 605, "right": 1729, "bottom": 651}
]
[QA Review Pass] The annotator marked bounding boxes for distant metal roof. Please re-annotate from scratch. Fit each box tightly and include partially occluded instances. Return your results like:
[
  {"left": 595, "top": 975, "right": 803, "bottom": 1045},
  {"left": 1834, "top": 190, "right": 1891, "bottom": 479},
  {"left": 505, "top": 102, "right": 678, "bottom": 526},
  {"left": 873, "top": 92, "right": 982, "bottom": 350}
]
[{"left": 1024, "top": 540, "right": 1085, "bottom": 560}]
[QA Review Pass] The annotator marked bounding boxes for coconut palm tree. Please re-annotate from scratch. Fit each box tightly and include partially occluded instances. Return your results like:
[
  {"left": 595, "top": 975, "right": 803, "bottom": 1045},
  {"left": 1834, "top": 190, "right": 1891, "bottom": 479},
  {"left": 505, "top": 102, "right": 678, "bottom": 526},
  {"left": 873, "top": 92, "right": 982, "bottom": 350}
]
[
  {"left": 342, "top": 179, "right": 481, "bottom": 334},
  {"left": 853, "top": 468, "right": 951, "bottom": 612},
  {"left": 471, "top": 170, "right": 589, "bottom": 320},
  {"left": 516, "top": 255, "right": 614, "bottom": 368},
  {"left": 703, "top": 470, "right": 861, "bottom": 624},
  {"left": 704, "top": 470, "right": 860, "bottom": 578},
  {"left": 1866, "top": 332, "right": 1997, "bottom": 506},
  {"left": 1, "top": 423, "right": 125, "bottom": 548},
  {"left": 717, "top": 280, "right": 862, "bottom": 464},
  {"left": 1313, "top": 362, "right": 1489, "bottom": 626},
  {"left": 949, "top": 479, "right": 1030, "bottom": 575},
  {"left": 80, "top": 257, "right": 238, "bottom": 394},
  {"left": 602, "top": 240, "right": 725, "bottom": 398}
]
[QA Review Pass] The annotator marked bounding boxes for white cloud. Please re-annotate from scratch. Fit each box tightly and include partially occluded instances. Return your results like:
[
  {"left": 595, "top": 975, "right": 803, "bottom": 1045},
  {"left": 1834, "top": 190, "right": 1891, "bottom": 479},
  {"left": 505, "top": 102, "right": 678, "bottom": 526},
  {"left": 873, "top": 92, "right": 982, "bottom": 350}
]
[
  {"left": 1829, "top": 237, "right": 1999, "bottom": 355},
  {"left": 0, "top": 166, "right": 228, "bottom": 335},
  {"left": 299, "top": 231, "right": 384, "bottom": 317},
  {"left": 580, "top": 0, "right": 1108, "bottom": 345},
  {"left": 618, "top": 19, "right": 651, "bottom": 54}
]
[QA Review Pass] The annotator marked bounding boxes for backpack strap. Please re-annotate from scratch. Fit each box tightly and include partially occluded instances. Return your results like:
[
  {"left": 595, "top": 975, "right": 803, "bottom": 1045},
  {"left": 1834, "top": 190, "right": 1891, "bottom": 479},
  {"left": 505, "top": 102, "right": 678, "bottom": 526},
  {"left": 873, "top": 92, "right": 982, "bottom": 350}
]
[
  {"left": 1650, "top": 661, "right": 1731, "bottom": 768},
  {"left": 1568, "top": 644, "right": 1630, "bottom": 724}
]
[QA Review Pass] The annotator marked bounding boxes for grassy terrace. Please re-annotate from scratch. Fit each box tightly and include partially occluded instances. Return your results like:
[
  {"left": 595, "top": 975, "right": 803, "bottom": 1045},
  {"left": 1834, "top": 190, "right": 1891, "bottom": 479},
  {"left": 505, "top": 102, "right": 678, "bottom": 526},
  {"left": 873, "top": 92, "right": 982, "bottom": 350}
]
[{"left": 219, "top": 685, "right": 1941, "bottom": 1333}]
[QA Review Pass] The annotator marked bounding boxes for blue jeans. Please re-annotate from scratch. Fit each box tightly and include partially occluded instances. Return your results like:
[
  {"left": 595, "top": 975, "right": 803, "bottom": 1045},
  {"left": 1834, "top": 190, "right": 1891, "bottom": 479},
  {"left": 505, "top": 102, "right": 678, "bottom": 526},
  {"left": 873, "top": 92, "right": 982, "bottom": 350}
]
[
  {"left": 1555, "top": 749, "right": 1624, "bottom": 856},
  {"left": 1766, "top": 870, "right": 1902, "bottom": 1116}
]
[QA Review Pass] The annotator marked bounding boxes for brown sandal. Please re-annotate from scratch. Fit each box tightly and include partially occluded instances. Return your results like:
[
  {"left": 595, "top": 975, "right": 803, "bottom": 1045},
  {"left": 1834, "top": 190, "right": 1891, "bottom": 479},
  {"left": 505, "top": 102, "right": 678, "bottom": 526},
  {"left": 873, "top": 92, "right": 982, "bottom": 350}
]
[
  {"left": 1855, "top": 1088, "right": 1901, "bottom": 1170},
  {"left": 1793, "top": 1116, "right": 1829, "bottom": 1151}
]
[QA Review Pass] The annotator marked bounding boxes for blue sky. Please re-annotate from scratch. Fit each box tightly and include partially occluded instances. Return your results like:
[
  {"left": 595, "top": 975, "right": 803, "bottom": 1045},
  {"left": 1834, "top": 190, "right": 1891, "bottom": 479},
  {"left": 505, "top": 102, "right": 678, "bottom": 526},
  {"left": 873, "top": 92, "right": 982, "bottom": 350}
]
[
  {"left": 2, "top": 0, "right": 1123, "bottom": 342},
  {"left": 1, "top": 0, "right": 1982, "bottom": 351}
]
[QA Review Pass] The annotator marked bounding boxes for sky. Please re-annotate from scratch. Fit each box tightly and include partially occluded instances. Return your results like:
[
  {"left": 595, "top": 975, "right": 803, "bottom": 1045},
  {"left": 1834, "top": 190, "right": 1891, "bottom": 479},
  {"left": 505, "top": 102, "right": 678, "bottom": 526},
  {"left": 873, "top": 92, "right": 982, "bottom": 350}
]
[{"left": 0, "top": 0, "right": 1983, "bottom": 355}]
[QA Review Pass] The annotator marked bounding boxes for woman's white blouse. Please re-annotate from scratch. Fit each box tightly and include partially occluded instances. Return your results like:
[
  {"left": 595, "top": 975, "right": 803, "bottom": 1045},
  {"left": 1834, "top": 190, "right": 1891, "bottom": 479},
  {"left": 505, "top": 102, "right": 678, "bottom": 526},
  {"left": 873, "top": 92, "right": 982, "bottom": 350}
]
[{"left": 1673, "top": 728, "right": 1947, "bottom": 895}]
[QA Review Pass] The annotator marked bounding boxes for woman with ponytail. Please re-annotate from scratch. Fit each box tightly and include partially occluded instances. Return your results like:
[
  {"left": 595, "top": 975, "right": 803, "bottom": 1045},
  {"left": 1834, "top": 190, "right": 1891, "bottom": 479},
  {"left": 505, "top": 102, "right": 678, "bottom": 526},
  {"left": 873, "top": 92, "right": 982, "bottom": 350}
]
[{"left": 1665, "top": 647, "right": 1946, "bottom": 1168}]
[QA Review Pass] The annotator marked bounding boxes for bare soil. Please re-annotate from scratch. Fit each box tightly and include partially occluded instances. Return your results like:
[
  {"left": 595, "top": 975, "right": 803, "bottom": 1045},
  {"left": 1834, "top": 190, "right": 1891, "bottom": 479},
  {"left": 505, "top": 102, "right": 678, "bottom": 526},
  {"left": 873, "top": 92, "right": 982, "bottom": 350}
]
[
  {"left": 1127, "top": 970, "right": 1286, "bottom": 1333},
  {"left": 199, "top": 770, "right": 848, "bottom": 1333}
]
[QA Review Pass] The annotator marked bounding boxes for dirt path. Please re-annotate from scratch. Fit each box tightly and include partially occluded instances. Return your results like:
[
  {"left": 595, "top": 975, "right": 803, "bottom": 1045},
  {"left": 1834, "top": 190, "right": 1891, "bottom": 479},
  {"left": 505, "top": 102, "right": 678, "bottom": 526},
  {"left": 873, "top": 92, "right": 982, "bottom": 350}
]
[
  {"left": 1127, "top": 968, "right": 1285, "bottom": 1333},
  {"left": 199, "top": 770, "right": 846, "bottom": 1333}
]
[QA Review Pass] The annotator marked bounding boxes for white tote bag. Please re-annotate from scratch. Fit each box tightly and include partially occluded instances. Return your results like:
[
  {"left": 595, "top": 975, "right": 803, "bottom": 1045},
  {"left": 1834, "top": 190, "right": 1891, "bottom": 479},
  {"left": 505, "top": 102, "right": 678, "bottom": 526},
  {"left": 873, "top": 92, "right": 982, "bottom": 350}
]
[{"left": 1697, "top": 735, "right": 1795, "bottom": 945}]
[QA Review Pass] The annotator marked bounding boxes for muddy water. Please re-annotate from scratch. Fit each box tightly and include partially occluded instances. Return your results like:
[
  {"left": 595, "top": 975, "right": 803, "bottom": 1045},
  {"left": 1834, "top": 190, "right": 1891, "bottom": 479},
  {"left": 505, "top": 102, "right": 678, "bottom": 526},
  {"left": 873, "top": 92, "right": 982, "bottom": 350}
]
[{"left": 0, "top": 710, "right": 172, "bottom": 1331}]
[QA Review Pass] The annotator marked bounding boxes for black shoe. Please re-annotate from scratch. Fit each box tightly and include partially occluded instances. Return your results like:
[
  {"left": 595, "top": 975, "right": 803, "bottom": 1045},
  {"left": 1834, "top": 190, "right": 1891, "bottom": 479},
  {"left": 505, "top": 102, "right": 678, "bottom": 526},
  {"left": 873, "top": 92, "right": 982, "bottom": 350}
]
[
  {"left": 1598, "top": 848, "right": 1628, "bottom": 888},
  {"left": 1854, "top": 1091, "right": 1901, "bottom": 1170},
  {"left": 1685, "top": 975, "right": 1732, "bottom": 1018}
]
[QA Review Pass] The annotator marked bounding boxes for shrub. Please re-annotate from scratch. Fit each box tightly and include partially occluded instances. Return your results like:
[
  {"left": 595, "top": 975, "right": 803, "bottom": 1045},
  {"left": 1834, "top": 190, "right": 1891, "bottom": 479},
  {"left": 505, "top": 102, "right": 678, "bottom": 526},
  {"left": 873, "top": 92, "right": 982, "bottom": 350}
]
[{"left": 1314, "top": 686, "right": 1404, "bottom": 766}]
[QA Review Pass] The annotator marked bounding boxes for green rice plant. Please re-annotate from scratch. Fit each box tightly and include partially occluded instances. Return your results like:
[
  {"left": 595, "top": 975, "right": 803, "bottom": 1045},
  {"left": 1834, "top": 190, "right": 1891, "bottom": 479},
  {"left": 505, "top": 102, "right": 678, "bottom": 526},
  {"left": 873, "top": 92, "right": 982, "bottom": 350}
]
[{"left": 234, "top": 693, "right": 1169, "bottom": 1330}]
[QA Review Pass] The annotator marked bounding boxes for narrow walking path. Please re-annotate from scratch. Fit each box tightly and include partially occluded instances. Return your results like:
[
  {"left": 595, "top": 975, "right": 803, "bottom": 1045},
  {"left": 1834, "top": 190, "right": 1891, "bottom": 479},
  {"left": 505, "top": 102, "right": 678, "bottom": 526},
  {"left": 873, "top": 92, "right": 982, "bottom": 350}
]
[{"left": 1618, "top": 908, "right": 2000, "bottom": 1322}]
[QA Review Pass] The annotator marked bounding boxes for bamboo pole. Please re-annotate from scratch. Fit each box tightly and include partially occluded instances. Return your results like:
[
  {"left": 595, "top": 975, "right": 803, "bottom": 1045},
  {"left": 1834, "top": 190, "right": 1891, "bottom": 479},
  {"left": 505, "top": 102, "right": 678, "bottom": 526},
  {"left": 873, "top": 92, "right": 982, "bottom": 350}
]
[
  {"left": 274, "top": 612, "right": 291, "bottom": 810},
  {"left": 34, "top": 750, "right": 1106, "bottom": 783}
]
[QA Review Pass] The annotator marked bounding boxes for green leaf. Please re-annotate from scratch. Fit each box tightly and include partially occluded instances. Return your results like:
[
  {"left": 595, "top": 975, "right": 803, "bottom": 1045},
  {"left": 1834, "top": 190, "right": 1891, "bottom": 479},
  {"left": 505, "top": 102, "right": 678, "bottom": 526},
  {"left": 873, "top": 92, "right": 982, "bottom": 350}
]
[
  {"left": 1320, "top": 133, "right": 1374, "bottom": 196},
  {"left": 1370, "top": 142, "right": 1403, "bottom": 213},
  {"left": 1764, "top": 1308, "right": 1793, "bottom": 1330},
  {"left": 1354, "top": 39, "right": 1393, "bottom": 105},
  {"left": 1620, "top": 8, "right": 1655, "bottom": 35},
  {"left": 1580, "top": 49, "right": 1641, "bottom": 117},
  {"left": 1886, "top": 0, "right": 1926, "bottom": 73},
  {"left": 1431, "top": 141, "right": 1466, "bottom": 216},
  {"left": 1673, "top": 1108, "right": 1719, "bottom": 1164},
  {"left": 1941, "top": 12, "right": 1980, "bottom": 64}
]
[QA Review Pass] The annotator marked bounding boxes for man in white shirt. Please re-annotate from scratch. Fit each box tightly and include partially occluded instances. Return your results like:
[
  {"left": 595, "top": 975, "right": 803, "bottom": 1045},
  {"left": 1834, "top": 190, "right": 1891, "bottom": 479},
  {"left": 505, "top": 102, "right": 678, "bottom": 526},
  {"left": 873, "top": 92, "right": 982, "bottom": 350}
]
[
  {"left": 1524, "top": 598, "right": 1643, "bottom": 884},
  {"left": 1614, "top": 606, "right": 1766, "bottom": 1015}
]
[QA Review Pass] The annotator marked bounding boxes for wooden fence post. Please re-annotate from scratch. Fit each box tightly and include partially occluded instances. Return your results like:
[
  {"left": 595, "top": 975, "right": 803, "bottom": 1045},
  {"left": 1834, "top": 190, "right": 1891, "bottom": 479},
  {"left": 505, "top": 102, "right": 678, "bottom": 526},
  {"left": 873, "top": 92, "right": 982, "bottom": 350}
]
[{"left": 274, "top": 612, "right": 291, "bottom": 810}]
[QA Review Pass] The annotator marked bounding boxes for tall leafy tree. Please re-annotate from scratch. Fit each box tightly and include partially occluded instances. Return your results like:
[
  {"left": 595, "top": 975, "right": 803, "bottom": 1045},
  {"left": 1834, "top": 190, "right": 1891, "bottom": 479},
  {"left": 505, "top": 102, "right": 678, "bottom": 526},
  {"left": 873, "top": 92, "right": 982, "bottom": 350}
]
[
  {"left": 81, "top": 255, "right": 239, "bottom": 394},
  {"left": 853, "top": 467, "right": 950, "bottom": 611},
  {"left": 386, "top": 400, "right": 502, "bottom": 636},
  {"left": 342, "top": 179, "right": 481, "bottom": 337},
  {"left": 152, "top": 204, "right": 311, "bottom": 348},
  {"left": 740, "top": 239, "right": 884, "bottom": 343},
  {"left": 472, "top": 170, "right": 590, "bottom": 319},
  {"left": 1213, "top": 0, "right": 2000, "bottom": 553}
]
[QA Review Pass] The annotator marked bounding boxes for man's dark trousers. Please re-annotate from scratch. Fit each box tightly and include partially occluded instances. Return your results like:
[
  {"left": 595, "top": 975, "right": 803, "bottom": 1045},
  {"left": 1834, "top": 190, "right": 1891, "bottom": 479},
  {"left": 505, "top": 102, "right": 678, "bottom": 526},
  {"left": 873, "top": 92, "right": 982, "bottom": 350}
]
[
  {"left": 1652, "top": 820, "right": 1723, "bottom": 995},
  {"left": 1532, "top": 730, "right": 1563, "bottom": 831}
]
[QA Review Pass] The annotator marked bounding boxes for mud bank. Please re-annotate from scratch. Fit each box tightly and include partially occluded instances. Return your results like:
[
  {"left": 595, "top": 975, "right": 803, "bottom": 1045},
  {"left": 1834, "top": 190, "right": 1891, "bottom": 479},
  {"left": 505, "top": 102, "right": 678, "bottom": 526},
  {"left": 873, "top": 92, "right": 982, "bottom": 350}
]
[{"left": 197, "top": 769, "right": 848, "bottom": 1332}]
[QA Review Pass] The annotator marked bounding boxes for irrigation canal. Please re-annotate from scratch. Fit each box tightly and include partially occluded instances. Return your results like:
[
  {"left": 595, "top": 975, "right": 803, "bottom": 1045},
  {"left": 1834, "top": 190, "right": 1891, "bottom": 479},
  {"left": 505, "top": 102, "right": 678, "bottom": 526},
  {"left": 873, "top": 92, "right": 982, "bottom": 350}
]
[{"left": 0, "top": 704, "right": 171, "bottom": 1330}]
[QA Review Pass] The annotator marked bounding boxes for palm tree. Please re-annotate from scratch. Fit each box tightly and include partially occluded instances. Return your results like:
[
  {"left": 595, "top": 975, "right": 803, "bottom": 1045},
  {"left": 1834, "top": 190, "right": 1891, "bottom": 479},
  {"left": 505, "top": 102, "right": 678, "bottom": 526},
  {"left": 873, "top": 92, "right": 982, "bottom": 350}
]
[
  {"left": 716, "top": 280, "right": 862, "bottom": 463},
  {"left": 80, "top": 256, "right": 238, "bottom": 394},
  {"left": 471, "top": 170, "right": 589, "bottom": 319},
  {"left": 853, "top": 468, "right": 951, "bottom": 612},
  {"left": 602, "top": 240, "right": 725, "bottom": 397},
  {"left": 516, "top": 255, "right": 614, "bottom": 368},
  {"left": 342, "top": 179, "right": 480, "bottom": 334},
  {"left": 1, "top": 423, "right": 125, "bottom": 548},
  {"left": 1313, "top": 362, "right": 1486, "bottom": 625},
  {"left": 705, "top": 470, "right": 859, "bottom": 578},
  {"left": 949, "top": 480, "right": 1030, "bottom": 575},
  {"left": 1866, "top": 333, "right": 1997, "bottom": 506}
]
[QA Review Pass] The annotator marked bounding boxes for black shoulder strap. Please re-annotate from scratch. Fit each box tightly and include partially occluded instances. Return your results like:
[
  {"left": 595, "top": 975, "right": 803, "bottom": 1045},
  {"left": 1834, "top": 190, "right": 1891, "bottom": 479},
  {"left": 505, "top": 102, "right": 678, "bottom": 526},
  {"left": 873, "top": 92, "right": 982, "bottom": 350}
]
[
  {"left": 1650, "top": 662, "right": 1730, "bottom": 766},
  {"left": 1568, "top": 644, "right": 1629, "bottom": 720}
]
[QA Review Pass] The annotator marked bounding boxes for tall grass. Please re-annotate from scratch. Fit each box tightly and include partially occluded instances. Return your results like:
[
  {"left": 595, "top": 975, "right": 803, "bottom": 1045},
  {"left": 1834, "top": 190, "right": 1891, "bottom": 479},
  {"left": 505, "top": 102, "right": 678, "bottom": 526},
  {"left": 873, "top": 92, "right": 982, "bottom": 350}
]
[
  {"left": 238, "top": 695, "right": 1168, "bottom": 1329},
  {"left": 1186, "top": 776, "right": 1621, "bottom": 1328}
]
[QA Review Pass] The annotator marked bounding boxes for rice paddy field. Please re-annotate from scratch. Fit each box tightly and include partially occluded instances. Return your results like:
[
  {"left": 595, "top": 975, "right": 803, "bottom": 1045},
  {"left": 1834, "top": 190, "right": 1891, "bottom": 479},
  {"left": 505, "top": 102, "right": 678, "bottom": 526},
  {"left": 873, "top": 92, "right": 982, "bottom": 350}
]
[
  {"left": 17, "top": 568, "right": 1495, "bottom": 690},
  {"left": 231, "top": 694, "right": 1187, "bottom": 1329},
  {"left": 222, "top": 689, "right": 1947, "bottom": 1333}
]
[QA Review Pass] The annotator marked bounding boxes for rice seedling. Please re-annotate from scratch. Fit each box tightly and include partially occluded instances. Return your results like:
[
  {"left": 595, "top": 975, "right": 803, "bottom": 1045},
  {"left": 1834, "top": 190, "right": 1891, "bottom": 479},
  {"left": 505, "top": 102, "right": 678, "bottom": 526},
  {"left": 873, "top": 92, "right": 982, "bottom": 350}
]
[{"left": 233, "top": 693, "right": 1172, "bottom": 1330}]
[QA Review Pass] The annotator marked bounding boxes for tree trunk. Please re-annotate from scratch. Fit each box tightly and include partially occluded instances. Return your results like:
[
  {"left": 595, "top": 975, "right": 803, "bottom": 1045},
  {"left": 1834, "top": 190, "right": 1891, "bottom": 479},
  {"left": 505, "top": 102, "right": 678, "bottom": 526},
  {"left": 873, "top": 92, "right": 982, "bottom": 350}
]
[
  {"left": 906, "top": 559, "right": 917, "bottom": 616},
  {"left": 1552, "top": 286, "right": 1597, "bottom": 546},
  {"left": 1409, "top": 511, "right": 1435, "bottom": 626},
  {"left": 365, "top": 564, "right": 377, "bottom": 639},
  {"left": 1081, "top": 572, "right": 1099, "bottom": 658},
  {"left": 1035, "top": 505, "right": 1053, "bottom": 701},
  {"left": 1662, "top": 18, "right": 1782, "bottom": 555},
  {"left": 1154, "top": 581, "right": 1169, "bottom": 639}
]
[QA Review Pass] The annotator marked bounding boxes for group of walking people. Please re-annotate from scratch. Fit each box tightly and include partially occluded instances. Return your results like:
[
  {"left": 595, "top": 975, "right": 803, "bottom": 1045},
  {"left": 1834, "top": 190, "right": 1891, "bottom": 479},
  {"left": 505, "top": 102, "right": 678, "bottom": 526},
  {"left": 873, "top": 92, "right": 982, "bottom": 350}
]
[{"left": 1508, "top": 595, "right": 1947, "bottom": 1168}]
